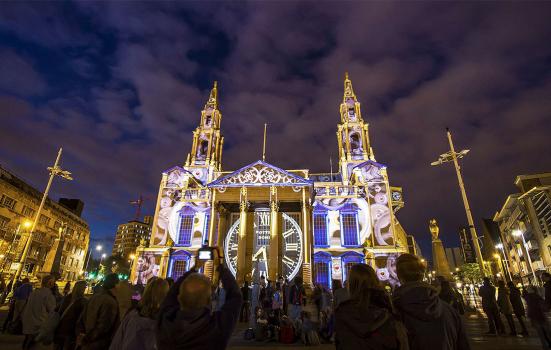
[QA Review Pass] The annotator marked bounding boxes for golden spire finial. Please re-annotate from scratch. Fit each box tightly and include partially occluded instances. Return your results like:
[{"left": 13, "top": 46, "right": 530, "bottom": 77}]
[
  {"left": 343, "top": 72, "right": 356, "bottom": 101},
  {"left": 206, "top": 81, "right": 218, "bottom": 109}
]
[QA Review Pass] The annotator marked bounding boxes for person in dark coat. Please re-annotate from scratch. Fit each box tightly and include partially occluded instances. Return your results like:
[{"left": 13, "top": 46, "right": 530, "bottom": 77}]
[
  {"left": 393, "top": 254, "right": 471, "bottom": 350},
  {"left": 543, "top": 272, "right": 551, "bottom": 310},
  {"left": 507, "top": 281, "right": 528, "bottom": 336},
  {"left": 77, "top": 273, "right": 120, "bottom": 350},
  {"left": 55, "top": 280, "right": 87, "bottom": 350},
  {"left": 156, "top": 250, "right": 242, "bottom": 350},
  {"left": 478, "top": 277, "right": 505, "bottom": 334},
  {"left": 524, "top": 286, "right": 551, "bottom": 349},
  {"left": 335, "top": 264, "right": 408, "bottom": 350},
  {"left": 496, "top": 280, "right": 516, "bottom": 336}
]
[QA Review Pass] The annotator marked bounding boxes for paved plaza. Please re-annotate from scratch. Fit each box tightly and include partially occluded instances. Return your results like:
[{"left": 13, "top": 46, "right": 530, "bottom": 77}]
[{"left": 0, "top": 305, "right": 544, "bottom": 350}]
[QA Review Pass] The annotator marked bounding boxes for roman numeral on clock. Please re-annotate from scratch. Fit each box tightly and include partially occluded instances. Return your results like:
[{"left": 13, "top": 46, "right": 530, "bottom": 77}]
[
  {"left": 229, "top": 243, "right": 238, "bottom": 251},
  {"left": 282, "top": 229, "right": 294, "bottom": 239},
  {"left": 282, "top": 255, "right": 294, "bottom": 269},
  {"left": 285, "top": 243, "right": 298, "bottom": 252}
]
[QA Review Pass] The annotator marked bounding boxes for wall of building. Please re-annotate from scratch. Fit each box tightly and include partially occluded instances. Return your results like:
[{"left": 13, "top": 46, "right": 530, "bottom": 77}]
[{"left": 0, "top": 165, "right": 90, "bottom": 281}]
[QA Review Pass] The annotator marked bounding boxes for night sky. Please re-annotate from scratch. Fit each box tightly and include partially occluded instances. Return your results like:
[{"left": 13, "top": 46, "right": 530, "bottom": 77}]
[{"left": 1, "top": 3, "right": 550, "bottom": 258}]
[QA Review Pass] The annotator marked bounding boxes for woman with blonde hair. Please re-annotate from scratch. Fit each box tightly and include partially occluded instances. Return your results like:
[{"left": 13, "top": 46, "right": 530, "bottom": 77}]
[
  {"left": 110, "top": 277, "right": 169, "bottom": 350},
  {"left": 335, "top": 264, "right": 408, "bottom": 350}
]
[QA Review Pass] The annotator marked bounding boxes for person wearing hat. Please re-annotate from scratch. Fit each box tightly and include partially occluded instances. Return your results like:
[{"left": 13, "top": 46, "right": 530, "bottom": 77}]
[{"left": 77, "top": 273, "right": 120, "bottom": 350}]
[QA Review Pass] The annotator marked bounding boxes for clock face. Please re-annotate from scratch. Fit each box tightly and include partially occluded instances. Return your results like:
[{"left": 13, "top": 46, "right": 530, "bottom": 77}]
[{"left": 224, "top": 212, "right": 303, "bottom": 281}]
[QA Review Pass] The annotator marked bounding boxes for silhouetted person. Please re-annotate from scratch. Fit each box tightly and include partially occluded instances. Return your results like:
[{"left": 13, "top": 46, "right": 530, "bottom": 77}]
[
  {"left": 393, "top": 254, "right": 470, "bottom": 350},
  {"left": 289, "top": 276, "right": 306, "bottom": 320},
  {"left": 333, "top": 279, "right": 349, "bottom": 310},
  {"left": 508, "top": 281, "right": 528, "bottom": 336},
  {"left": 543, "top": 272, "right": 551, "bottom": 310},
  {"left": 335, "top": 264, "right": 408, "bottom": 350},
  {"left": 156, "top": 250, "right": 242, "bottom": 350},
  {"left": 55, "top": 280, "right": 87, "bottom": 350},
  {"left": 478, "top": 277, "right": 505, "bottom": 334},
  {"left": 497, "top": 280, "right": 517, "bottom": 336},
  {"left": 21, "top": 275, "right": 56, "bottom": 349},
  {"left": 110, "top": 278, "right": 169, "bottom": 350},
  {"left": 78, "top": 273, "right": 120, "bottom": 350},
  {"left": 524, "top": 286, "right": 551, "bottom": 349}
]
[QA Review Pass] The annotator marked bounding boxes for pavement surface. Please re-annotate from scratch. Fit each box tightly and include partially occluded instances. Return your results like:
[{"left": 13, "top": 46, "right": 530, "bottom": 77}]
[{"left": 0, "top": 304, "right": 544, "bottom": 349}]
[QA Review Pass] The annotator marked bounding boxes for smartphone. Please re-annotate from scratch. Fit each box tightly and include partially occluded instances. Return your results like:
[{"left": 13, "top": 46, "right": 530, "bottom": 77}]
[{"left": 198, "top": 248, "right": 214, "bottom": 260}]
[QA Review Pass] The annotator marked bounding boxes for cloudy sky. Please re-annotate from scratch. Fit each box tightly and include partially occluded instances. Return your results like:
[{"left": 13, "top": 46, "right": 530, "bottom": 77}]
[{"left": 1, "top": 2, "right": 550, "bottom": 257}]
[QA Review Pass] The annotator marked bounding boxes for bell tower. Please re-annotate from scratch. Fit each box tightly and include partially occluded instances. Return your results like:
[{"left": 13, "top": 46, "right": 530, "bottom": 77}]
[
  {"left": 185, "top": 81, "right": 224, "bottom": 182},
  {"left": 336, "top": 73, "right": 374, "bottom": 180}
]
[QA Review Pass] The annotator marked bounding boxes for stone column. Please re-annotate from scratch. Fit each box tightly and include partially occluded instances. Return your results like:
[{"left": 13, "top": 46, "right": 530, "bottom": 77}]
[
  {"left": 301, "top": 187, "right": 313, "bottom": 286},
  {"left": 429, "top": 219, "right": 452, "bottom": 280},
  {"left": 237, "top": 187, "right": 249, "bottom": 284},
  {"left": 269, "top": 187, "right": 279, "bottom": 281}
]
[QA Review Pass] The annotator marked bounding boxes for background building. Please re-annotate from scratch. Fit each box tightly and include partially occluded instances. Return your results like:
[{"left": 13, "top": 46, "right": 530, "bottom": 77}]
[
  {"left": 112, "top": 216, "right": 153, "bottom": 259},
  {"left": 445, "top": 247, "right": 465, "bottom": 271},
  {"left": 0, "top": 165, "right": 90, "bottom": 281},
  {"left": 493, "top": 173, "right": 551, "bottom": 284}
]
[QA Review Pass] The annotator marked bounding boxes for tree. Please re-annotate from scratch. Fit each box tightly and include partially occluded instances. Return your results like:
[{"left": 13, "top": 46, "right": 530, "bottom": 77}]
[{"left": 461, "top": 263, "right": 483, "bottom": 284}]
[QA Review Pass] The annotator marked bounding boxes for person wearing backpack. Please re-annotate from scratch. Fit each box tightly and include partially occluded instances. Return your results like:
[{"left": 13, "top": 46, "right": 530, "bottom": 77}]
[{"left": 335, "top": 264, "right": 408, "bottom": 350}]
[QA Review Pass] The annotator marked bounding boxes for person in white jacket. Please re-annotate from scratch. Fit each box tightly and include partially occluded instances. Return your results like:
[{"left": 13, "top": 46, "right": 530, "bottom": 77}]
[{"left": 22, "top": 275, "right": 56, "bottom": 349}]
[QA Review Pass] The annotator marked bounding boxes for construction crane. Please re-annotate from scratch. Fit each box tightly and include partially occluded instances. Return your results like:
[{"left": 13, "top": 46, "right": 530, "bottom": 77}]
[{"left": 129, "top": 194, "right": 153, "bottom": 221}]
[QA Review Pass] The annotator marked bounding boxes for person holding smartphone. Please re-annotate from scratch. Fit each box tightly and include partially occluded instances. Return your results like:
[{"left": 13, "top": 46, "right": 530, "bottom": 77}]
[{"left": 156, "top": 246, "right": 242, "bottom": 350}]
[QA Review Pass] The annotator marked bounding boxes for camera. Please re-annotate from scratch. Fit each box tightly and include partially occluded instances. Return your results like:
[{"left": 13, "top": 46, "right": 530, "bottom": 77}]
[{"left": 197, "top": 246, "right": 215, "bottom": 260}]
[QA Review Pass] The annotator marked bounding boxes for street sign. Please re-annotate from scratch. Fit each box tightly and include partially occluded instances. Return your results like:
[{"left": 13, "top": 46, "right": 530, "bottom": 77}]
[{"left": 459, "top": 227, "right": 476, "bottom": 264}]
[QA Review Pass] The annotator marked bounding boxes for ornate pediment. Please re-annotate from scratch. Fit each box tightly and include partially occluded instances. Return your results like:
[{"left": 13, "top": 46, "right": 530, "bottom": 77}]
[{"left": 208, "top": 160, "right": 313, "bottom": 188}]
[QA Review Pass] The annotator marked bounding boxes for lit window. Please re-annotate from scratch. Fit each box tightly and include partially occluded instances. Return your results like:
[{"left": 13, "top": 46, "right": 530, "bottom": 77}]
[
  {"left": 313, "top": 211, "right": 328, "bottom": 247},
  {"left": 178, "top": 211, "right": 194, "bottom": 246},
  {"left": 341, "top": 209, "right": 359, "bottom": 246},
  {"left": 313, "top": 253, "right": 332, "bottom": 290}
]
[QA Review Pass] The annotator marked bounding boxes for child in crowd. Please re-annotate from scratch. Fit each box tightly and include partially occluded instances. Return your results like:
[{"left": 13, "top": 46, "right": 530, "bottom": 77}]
[{"left": 300, "top": 311, "right": 321, "bottom": 345}]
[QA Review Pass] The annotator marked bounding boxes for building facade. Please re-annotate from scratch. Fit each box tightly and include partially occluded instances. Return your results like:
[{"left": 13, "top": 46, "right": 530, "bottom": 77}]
[
  {"left": 493, "top": 173, "right": 551, "bottom": 284},
  {"left": 130, "top": 75, "right": 411, "bottom": 288},
  {"left": 112, "top": 216, "right": 153, "bottom": 258},
  {"left": 0, "top": 165, "right": 90, "bottom": 281}
]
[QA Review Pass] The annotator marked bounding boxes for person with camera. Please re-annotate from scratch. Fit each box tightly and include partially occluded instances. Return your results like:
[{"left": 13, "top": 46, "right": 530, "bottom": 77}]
[{"left": 156, "top": 246, "right": 242, "bottom": 350}]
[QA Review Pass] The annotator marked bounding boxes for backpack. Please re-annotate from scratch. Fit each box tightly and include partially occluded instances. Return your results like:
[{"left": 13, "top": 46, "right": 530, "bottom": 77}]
[{"left": 244, "top": 328, "right": 255, "bottom": 340}]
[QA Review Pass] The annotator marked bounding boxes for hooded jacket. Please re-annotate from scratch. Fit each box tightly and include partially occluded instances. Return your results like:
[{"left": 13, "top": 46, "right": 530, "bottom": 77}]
[
  {"left": 156, "top": 265, "right": 242, "bottom": 350},
  {"left": 335, "top": 288, "right": 409, "bottom": 350},
  {"left": 393, "top": 281, "right": 470, "bottom": 350}
]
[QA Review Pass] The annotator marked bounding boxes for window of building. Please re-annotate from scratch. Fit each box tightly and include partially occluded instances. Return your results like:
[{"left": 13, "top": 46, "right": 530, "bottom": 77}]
[
  {"left": 39, "top": 214, "right": 50, "bottom": 225},
  {"left": 0, "top": 215, "right": 9, "bottom": 229},
  {"left": 169, "top": 252, "right": 191, "bottom": 280},
  {"left": 53, "top": 221, "right": 61, "bottom": 230},
  {"left": 313, "top": 211, "right": 328, "bottom": 247},
  {"left": 340, "top": 207, "right": 359, "bottom": 246},
  {"left": 178, "top": 208, "right": 195, "bottom": 246},
  {"left": 341, "top": 252, "right": 364, "bottom": 281},
  {"left": 203, "top": 213, "right": 210, "bottom": 245},
  {"left": 22, "top": 206, "right": 35, "bottom": 218},
  {"left": 313, "top": 252, "right": 332, "bottom": 290},
  {"left": 1, "top": 195, "right": 16, "bottom": 209}
]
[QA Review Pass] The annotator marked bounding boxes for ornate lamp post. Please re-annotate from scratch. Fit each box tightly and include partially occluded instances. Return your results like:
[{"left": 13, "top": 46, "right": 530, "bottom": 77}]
[
  {"left": 11, "top": 148, "right": 72, "bottom": 292},
  {"left": 431, "top": 128, "right": 486, "bottom": 275}
]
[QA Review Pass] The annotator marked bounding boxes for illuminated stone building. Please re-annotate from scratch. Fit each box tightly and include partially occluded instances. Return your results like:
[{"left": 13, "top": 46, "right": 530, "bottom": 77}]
[
  {"left": 131, "top": 75, "right": 410, "bottom": 288},
  {"left": 493, "top": 173, "right": 551, "bottom": 283},
  {"left": 112, "top": 216, "right": 153, "bottom": 258},
  {"left": 0, "top": 165, "right": 90, "bottom": 281}
]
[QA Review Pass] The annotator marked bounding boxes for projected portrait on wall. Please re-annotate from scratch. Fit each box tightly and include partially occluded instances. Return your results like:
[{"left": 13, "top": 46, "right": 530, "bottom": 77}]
[{"left": 133, "top": 252, "right": 161, "bottom": 285}]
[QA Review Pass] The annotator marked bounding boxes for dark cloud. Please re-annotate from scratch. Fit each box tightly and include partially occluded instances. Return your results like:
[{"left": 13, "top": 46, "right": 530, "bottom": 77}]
[{"left": 1, "top": 2, "right": 550, "bottom": 255}]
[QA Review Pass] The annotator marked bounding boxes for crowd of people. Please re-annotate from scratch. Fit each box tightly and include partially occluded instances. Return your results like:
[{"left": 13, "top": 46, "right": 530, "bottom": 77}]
[{"left": 1, "top": 252, "right": 551, "bottom": 349}]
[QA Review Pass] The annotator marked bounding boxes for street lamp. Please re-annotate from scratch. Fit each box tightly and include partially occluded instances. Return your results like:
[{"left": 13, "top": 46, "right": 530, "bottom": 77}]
[
  {"left": 431, "top": 128, "right": 486, "bottom": 275},
  {"left": 12, "top": 148, "right": 72, "bottom": 291},
  {"left": 494, "top": 243, "right": 512, "bottom": 281},
  {"left": 512, "top": 229, "right": 537, "bottom": 284}
]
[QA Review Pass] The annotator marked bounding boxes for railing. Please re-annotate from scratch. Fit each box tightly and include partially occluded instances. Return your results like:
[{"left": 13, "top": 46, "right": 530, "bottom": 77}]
[
  {"left": 182, "top": 189, "right": 210, "bottom": 202},
  {"left": 314, "top": 186, "right": 364, "bottom": 198}
]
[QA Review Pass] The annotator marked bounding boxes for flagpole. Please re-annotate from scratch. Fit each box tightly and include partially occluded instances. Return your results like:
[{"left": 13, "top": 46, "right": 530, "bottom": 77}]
[{"left": 262, "top": 123, "right": 267, "bottom": 162}]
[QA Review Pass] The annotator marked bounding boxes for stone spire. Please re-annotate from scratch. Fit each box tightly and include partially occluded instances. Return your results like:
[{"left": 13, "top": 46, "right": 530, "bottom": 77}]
[
  {"left": 205, "top": 81, "right": 218, "bottom": 110},
  {"left": 343, "top": 72, "right": 357, "bottom": 102}
]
